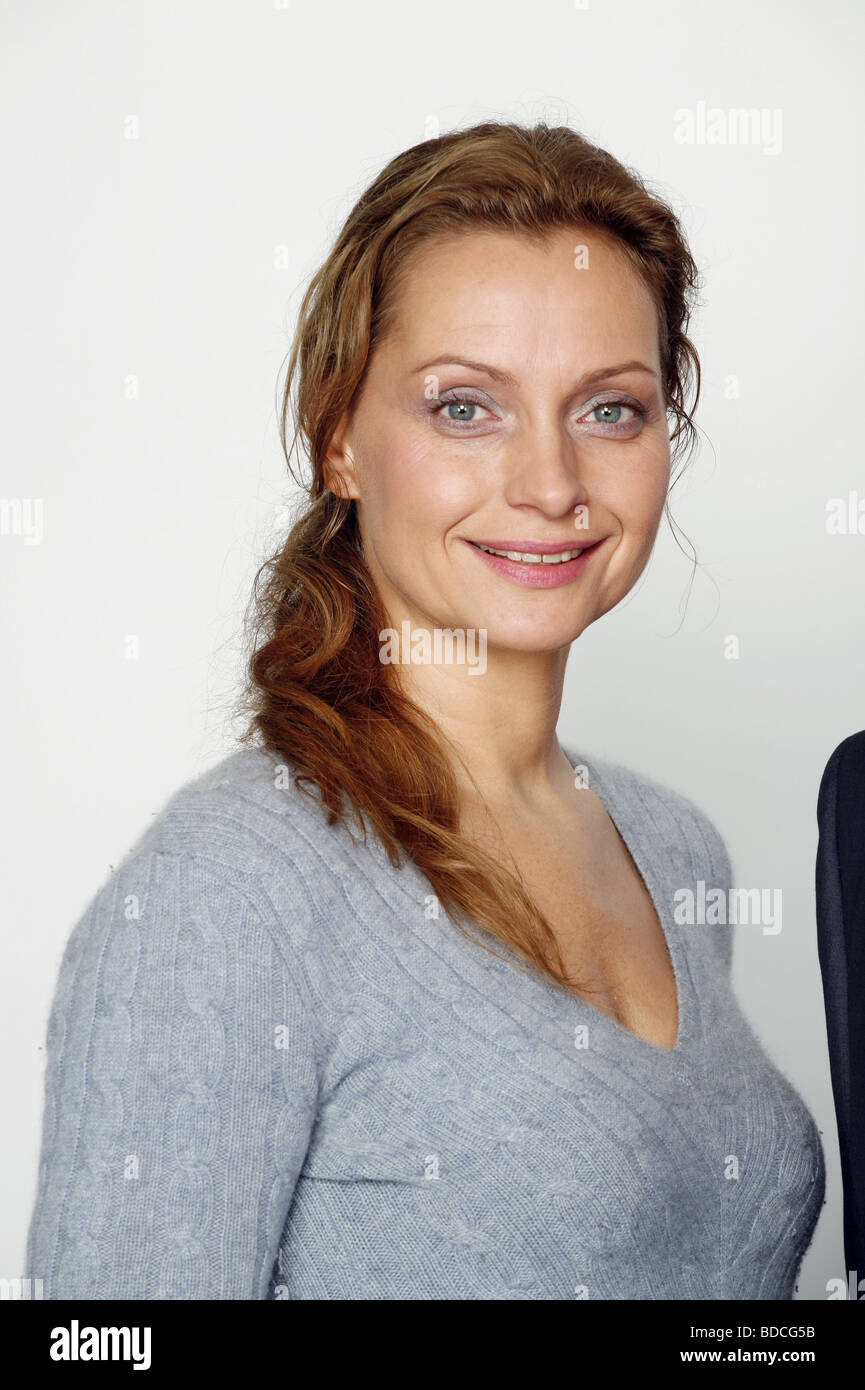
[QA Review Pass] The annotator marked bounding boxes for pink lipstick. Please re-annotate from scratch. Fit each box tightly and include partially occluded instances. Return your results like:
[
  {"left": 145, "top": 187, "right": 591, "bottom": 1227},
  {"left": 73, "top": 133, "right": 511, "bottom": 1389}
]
[{"left": 462, "top": 537, "right": 605, "bottom": 589}]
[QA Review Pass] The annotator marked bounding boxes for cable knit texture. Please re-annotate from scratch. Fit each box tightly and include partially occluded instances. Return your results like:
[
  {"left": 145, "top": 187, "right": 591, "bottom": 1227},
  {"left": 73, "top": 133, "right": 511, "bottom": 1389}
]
[{"left": 26, "top": 743, "right": 825, "bottom": 1299}]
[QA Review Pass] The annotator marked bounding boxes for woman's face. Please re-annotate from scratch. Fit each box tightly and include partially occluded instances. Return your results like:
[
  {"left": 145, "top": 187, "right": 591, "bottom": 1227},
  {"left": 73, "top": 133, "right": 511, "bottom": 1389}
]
[{"left": 327, "top": 225, "right": 671, "bottom": 656}]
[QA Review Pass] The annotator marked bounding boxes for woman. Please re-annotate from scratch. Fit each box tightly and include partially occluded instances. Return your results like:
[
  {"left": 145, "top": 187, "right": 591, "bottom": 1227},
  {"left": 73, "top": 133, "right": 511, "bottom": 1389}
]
[{"left": 26, "top": 121, "right": 824, "bottom": 1300}]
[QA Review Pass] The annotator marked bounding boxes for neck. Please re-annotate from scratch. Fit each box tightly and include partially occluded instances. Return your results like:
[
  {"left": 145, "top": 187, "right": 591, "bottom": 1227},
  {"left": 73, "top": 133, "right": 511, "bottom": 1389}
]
[{"left": 393, "top": 639, "right": 576, "bottom": 811}]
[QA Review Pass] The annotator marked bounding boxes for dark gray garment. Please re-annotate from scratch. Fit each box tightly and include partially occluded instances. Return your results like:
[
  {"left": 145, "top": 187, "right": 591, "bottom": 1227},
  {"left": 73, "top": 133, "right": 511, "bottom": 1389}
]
[{"left": 817, "top": 730, "right": 865, "bottom": 1281}]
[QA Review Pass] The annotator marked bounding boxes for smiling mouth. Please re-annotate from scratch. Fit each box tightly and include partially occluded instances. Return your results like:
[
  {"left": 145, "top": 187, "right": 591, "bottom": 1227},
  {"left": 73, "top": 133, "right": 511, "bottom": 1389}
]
[{"left": 469, "top": 541, "right": 592, "bottom": 565}]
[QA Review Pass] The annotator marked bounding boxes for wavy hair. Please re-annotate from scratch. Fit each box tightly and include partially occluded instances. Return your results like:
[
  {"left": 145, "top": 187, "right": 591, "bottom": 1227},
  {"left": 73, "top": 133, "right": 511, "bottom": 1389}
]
[{"left": 238, "top": 120, "right": 702, "bottom": 995}]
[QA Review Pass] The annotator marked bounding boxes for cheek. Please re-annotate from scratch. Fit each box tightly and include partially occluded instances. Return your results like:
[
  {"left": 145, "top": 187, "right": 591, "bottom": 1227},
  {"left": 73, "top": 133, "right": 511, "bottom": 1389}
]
[
  {"left": 363, "top": 429, "right": 480, "bottom": 534},
  {"left": 607, "top": 448, "right": 670, "bottom": 535}
]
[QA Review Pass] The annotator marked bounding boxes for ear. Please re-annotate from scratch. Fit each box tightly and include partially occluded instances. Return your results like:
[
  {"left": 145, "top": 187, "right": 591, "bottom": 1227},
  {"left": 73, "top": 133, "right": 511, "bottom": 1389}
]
[{"left": 323, "top": 412, "right": 361, "bottom": 502}]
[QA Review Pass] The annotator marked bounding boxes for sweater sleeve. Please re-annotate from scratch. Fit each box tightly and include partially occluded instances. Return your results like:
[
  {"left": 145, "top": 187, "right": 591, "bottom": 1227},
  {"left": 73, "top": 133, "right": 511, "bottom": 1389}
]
[{"left": 24, "top": 849, "right": 320, "bottom": 1299}]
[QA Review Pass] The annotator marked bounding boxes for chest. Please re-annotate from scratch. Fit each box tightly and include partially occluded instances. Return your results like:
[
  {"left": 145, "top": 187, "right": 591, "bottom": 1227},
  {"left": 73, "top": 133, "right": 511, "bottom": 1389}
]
[
  {"left": 462, "top": 799, "right": 680, "bottom": 1049},
  {"left": 285, "top": 861, "right": 825, "bottom": 1299}
]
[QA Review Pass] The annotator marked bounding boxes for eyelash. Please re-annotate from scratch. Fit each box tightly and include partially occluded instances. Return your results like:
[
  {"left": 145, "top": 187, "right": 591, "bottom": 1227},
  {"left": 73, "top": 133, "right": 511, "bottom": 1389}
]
[{"left": 428, "top": 390, "right": 646, "bottom": 432}]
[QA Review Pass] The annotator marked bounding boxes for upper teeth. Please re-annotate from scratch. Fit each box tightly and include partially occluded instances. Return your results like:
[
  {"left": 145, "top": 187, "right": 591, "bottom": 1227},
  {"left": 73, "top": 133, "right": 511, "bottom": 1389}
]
[{"left": 477, "top": 543, "right": 584, "bottom": 564}]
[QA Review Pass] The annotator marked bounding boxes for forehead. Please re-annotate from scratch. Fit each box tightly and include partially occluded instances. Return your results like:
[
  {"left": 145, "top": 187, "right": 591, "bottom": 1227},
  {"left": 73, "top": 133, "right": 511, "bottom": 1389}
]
[{"left": 379, "top": 225, "right": 660, "bottom": 365}]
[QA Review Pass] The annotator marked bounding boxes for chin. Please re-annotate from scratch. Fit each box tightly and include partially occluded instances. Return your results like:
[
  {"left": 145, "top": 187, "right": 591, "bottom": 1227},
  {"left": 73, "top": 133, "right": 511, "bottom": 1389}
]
[{"left": 480, "top": 618, "right": 591, "bottom": 655}]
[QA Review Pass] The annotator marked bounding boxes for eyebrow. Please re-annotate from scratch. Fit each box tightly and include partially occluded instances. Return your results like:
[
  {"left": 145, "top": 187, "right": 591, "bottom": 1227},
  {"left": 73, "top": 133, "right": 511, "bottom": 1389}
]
[{"left": 411, "top": 355, "right": 658, "bottom": 390}]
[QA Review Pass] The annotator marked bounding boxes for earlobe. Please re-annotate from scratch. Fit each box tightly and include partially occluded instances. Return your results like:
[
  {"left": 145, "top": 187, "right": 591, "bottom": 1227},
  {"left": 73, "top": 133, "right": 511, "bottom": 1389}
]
[{"left": 323, "top": 435, "right": 361, "bottom": 502}]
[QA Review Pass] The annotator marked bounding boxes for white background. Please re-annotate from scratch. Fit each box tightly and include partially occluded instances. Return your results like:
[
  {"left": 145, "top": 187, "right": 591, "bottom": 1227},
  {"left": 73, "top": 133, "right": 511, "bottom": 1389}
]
[{"left": 2, "top": 0, "right": 863, "bottom": 1300}]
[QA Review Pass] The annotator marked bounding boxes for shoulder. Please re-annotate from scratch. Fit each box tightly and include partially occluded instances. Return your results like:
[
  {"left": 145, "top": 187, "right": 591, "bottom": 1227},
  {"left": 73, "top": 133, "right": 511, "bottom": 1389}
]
[
  {"left": 79, "top": 743, "right": 356, "bottom": 964},
  {"left": 818, "top": 729, "right": 865, "bottom": 818},
  {"left": 127, "top": 742, "right": 319, "bottom": 865},
  {"left": 565, "top": 744, "right": 734, "bottom": 889}
]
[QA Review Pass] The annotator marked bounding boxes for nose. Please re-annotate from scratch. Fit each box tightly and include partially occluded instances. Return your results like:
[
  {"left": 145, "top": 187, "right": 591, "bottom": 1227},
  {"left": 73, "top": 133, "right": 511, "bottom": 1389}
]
[{"left": 502, "top": 419, "right": 590, "bottom": 518}]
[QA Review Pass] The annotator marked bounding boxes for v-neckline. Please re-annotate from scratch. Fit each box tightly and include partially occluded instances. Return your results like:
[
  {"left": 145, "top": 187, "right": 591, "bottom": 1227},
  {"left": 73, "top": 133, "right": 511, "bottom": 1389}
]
[
  {"left": 329, "top": 740, "right": 697, "bottom": 1064},
  {"left": 558, "top": 745, "right": 690, "bottom": 1057}
]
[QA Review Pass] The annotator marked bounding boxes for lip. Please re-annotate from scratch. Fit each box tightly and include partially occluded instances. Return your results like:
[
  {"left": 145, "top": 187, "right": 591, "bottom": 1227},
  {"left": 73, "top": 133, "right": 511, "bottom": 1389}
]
[
  {"left": 462, "top": 537, "right": 605, "bottom": 589},
  {"left": 468, "top": 539, "right": 598, "bottom": 553}
]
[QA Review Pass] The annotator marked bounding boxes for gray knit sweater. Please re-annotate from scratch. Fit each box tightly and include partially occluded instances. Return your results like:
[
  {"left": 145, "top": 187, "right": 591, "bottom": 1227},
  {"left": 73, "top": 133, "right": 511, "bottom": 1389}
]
[{"left": 25, "top": 743, "right": 825, "bottom": 1299}]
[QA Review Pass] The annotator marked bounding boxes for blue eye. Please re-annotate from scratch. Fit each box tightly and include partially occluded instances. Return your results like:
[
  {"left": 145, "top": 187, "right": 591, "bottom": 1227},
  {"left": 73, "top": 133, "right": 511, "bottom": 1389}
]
[
  {"left": 430, "top": 392, "right": 495, "bottom": 429},
  {"left": 428, "top": 390, "right": 645, "bottom": 433},
  {"left": 578, "top": 398, "right": 644, "bottom": 432},
  {"left": 446, "top": 400, "right": 479, "bottom": 422}
]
